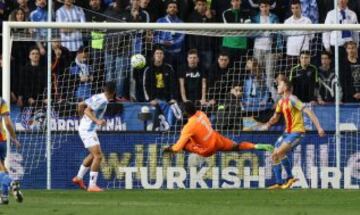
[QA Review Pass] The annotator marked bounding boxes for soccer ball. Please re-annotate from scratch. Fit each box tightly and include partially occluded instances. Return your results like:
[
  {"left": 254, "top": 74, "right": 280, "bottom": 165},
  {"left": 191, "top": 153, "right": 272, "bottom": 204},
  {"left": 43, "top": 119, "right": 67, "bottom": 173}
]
[{"left": 131, "top": 54, "right": 146, "bottom": 69}]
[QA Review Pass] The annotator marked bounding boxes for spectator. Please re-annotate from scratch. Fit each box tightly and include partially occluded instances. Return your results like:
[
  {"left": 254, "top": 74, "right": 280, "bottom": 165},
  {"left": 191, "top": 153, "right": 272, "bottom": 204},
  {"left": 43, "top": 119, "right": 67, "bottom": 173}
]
[
  {"left": 349, "top": 0, "right": 360, "bottom": 22},
  {"left": 69, "top": 47, "right": 94, "bottom": 101},
  {"left": 210, "top": 0, "right": 230, "bottom": 22},
  {"left": 289, "top": 50, "right": 319, "bottom": 103},
  {"left": 18, "top": 46, "right": 46, "bottom": 109},
  {"left": 245, "top": 0, "right": 289, "bottom": 22},
  {"left": 8, "top": 6, "right": 27, "bottom": 21},
  {"left": 242, "top": 57, "right": 271, "bottom": 112},
  {"left": 51, "top": 39, "right": 72, "bottom": 101},
  {"left": 29, "top": 0, "right": 48, "bottom": 56},
  {"left": 318, "top": 51, "right": 339, "bottom": 104},
  {"left": 340, "top": 41, "right": 360, "bottom": 102},
  {"left": 154, "top": 0, "right": 185, "bottom": 73},
  {"left": 300, "top": 0, "right": 319, "bottom": 24},
  {"left": 139, "top": 0, "right": 164, "bottom": 22},
  {"left": 14, "top": 0, "right": 33, "bottom": 18},
  {"left": 104, "top": 0, "right": 148, "bottom": 99},
  {"left": 251, "top": 0, "right": 282, "bottom": 101},
  {"left": 213, "top": 82, "right": 244, "bottom": 133},
  {"left": 143, "top": 46, "right": 178, "bottom": 128},
  {"left": 56, "top": 0, "right": 86, "bottom": 57},
  {"left": 179, "top": 49, "right": 207, "bottom": 104},
  {"left": 9, "top": 7, "right": 34, "bottom": 105},
  {"left": 85, "top": 0, "right": 107, "bottom": 94},
  {"left": 172, "top": 0, "right": 194, "bottom": 21},
  {"left": 187, "top": 0, "right": 216, "bottom": 72},
  {"left": 322, "top": 0, "right": 358, "bottom": 59},
  {"left": 130, "top": 0, "right": 150, "bottom": 54},
  {"left": 85, "top": 0, "right": 106, "bottom": 22},
  {"left": 222, "top": 0, "right": 251, "bottom": 62},
  {"left": 284, "top": 0, "right": 313, "bottom": 70},
  {"left": 207, "top": 51, "right": 232, "bottom": 105},
  {"left": 104, "top": 0, "right": 127, "bottom": 21},
  {"left": 316, "top": 0, "right": 333, "bottom": 23}
]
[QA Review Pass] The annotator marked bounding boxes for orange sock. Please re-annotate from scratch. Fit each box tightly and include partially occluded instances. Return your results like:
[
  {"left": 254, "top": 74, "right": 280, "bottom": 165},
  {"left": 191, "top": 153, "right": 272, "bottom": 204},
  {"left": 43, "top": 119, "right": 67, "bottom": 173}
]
[{"left": 238, "top": 141, "right": 256, "bottom": 150}]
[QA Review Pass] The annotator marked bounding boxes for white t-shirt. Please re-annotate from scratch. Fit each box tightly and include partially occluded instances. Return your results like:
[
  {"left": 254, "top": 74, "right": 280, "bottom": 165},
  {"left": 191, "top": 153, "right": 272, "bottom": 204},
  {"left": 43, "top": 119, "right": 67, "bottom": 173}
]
[
  {"left": 284, "top": 15, "right": 313, "bottom": 56},
  {"left": 322, "top": 8, "right": 359, "bottom": 50},
  {"left": 79, "top": 93, "right": 108, "bottom": 132},
  {"left": 254, "top": 16, "right": 272, "bottom": 51}
]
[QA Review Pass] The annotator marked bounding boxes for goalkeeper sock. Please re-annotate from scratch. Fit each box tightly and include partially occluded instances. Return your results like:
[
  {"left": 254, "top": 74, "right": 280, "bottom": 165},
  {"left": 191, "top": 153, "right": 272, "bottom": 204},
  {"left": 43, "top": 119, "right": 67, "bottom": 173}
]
[
  {"left": 0, "top": 172, "right": 12, "bottom": 196},
  {"left": 238, "top": 142, "right": 255, "bottom": 150},
  {"left": 77, "top": 165, "right": 90, "bottom": 179},
  {"left": 281, "top": 156, "right": 293, "bottom": 179},
  {"left": 89, "top": 171, "right": 99, "bottom": 187},
  {"left": 272, "top": 163, "right": 283, "bottom": 185}
]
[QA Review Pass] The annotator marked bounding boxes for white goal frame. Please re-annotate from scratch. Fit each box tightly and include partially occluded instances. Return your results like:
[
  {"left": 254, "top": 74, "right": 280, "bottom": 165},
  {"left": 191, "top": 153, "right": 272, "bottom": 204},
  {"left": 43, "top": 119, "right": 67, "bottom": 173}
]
[{"left": 2, "top": 21, "right": 360, "bottom": 189}]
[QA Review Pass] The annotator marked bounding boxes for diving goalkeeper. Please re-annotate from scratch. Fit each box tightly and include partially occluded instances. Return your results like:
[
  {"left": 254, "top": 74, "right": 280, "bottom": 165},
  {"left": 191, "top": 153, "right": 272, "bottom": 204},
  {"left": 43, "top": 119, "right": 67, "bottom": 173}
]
[{"left": 164, "top": 101, "right": 273, "bottom": 156}]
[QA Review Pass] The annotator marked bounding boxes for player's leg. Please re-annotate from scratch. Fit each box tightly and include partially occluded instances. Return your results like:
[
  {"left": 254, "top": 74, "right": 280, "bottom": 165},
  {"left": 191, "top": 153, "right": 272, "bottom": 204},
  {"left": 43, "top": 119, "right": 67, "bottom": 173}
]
[
  {"left": 279, "top": 133, "right": 304, "bottom": 189},
  {"left": 0, "top": 162, "right": 23, "bottom": 204},
  {"left": 238, "top": 142, "right": 274, "bottom": 151},
  {"left": 87, "top": 144, "right": 103, "bottom": 192},
  {"left": 0, "top": 158, "right": 9, "bottom": 205},
  {"left": 72, "top": 153, "right": 93, "bottom": 190},
  {"left": 214, "top": 133, "right": 273, "bottom": 152},
  {"left": 268, "top": 135, "right": 286, "bottom": 189},
  {"left": 270, "top": 133, "right": 304, "bottom": 189}
]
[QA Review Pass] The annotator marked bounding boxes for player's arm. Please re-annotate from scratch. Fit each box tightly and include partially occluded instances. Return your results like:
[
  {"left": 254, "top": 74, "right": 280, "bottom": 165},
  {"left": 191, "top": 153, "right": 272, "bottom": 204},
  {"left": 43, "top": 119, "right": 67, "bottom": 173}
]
[
  {"left": 3, "top": 114, "right": 21, "bottom": 148},
  {"left": 164, "top": 125, "right": 193, "bottom": 153},
  {"left": 84, "top": 107, "right": 106, "bottom": 126},
  {"left": 77, "top": 101, "right": 87, "bottom": 117},
  {"left": 303, "top": 107, "right": 325, "bottom": 137},
  {"left": 179, "top": 78, "right": 188, "bottom": 102},
  {"left": 264, "top": 112, "right": 281, "bottom": 130}
]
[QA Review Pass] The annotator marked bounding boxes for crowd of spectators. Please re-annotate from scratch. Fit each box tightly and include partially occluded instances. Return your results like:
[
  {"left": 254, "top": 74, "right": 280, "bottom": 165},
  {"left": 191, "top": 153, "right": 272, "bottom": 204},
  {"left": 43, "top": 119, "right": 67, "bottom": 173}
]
[{"left": 0, "top": 0, "right": 359, "bottom": 121}]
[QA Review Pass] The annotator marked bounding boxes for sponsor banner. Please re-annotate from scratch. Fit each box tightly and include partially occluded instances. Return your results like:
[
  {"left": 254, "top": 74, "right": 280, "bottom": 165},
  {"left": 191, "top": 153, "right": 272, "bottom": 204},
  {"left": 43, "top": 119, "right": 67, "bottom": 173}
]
[{"left": 13, "top": 133, "right": 360, "bottom": 189}]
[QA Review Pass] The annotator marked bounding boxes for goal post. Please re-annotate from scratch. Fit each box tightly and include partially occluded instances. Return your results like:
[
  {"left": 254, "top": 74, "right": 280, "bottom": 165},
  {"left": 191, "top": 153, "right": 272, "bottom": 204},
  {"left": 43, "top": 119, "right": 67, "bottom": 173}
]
[{"left": 2, "top": 22, "right": 360, "bottom": 189}]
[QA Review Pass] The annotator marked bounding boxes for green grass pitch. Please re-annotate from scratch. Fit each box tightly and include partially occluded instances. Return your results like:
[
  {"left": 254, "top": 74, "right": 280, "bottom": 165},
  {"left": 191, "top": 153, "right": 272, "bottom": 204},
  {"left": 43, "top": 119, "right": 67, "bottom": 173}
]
[{"left": 1, "top": 189, "right": 360, "bottom": 215}]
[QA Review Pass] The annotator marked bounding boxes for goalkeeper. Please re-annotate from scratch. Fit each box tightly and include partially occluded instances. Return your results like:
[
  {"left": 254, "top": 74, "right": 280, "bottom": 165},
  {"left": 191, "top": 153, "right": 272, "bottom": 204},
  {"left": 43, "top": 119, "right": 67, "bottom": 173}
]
[{"left": 164, "top": 101, "right": 273, "bottom": 157}]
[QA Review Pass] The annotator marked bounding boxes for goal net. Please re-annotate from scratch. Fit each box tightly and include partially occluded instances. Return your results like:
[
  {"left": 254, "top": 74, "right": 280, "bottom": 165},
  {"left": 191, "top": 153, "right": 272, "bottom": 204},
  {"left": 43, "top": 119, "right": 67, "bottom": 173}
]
[{"left": 3, "top": 22, "right": 360, "bottom": 189}]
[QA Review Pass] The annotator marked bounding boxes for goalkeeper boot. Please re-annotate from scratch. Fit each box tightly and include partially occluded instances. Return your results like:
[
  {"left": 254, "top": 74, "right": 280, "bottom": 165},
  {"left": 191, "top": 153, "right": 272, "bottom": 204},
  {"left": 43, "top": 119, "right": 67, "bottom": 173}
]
[
  {"left": 0, "top": 195, "right": 9, "bottom": 205},
  {"left": 281, "top": 177, "right": 299, "bottom": 189},
  {"left": 72, "top": 176, "right": 87, "bottom": 190},
  {"left": 11, "top": 181, "right": 23, "bottom": 203},
  {"left": 255, "top": 144, "right": 274, "bottom": 152}
]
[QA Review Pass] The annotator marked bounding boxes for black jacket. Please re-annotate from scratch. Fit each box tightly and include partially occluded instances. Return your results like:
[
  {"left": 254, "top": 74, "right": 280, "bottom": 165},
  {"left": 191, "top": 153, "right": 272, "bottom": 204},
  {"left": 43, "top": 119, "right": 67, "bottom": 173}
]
[{"left": 143, "top": 63, "right": 176, "bottom": 101}]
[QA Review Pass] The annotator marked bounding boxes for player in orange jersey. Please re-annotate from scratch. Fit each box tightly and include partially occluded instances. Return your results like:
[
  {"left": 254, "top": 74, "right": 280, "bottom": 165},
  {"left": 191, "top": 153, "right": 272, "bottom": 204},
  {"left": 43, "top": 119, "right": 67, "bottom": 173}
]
[
  {"left": 264, "top": 78, "right": 325, "bottom": 189},
  {"left": 0, "top": 98, "right": 23, "bottom": 205},
  {"left": 163, "top": 101, "right": 274, "bottom": 157}
]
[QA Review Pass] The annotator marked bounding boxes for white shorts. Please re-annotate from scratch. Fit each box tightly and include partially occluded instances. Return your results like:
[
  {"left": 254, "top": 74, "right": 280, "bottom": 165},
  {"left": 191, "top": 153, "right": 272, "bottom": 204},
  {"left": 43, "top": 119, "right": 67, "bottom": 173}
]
[{"left": 79, "top": 130, "right": 100, "bottom": 148}]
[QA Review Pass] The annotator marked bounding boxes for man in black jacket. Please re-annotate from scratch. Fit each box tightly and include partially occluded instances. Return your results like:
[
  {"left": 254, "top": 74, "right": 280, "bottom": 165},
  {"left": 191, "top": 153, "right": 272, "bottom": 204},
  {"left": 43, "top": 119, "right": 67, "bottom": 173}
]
[
  {"left": 340, "top": 41, "right": 360, "bottom": 102},
  {"left": 289, "top": 51, "right": 319, "bottom": 103},
  {"left": 18, "top": 47, "right": 47, "bottom": 109},
  {"left": 207, "top": 51, "right": 232, "bottom": 105},
  {"left": 143, "top": 47, "right": 179, "bottom": 130}
]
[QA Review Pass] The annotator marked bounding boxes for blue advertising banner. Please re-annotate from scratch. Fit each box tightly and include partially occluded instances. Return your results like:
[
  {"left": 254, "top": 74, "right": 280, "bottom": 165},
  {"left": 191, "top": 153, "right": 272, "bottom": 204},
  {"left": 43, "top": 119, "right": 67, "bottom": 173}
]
[{"left": 8, "top": 132, "right": 360, "bottom": 189}]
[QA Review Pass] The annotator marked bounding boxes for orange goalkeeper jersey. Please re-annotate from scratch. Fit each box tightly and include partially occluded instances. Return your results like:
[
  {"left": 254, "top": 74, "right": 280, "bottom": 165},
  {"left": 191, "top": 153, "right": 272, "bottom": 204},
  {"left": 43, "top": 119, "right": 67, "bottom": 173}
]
[{"left": 171, "top": 111, "right": 233, "bottom": 157}]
